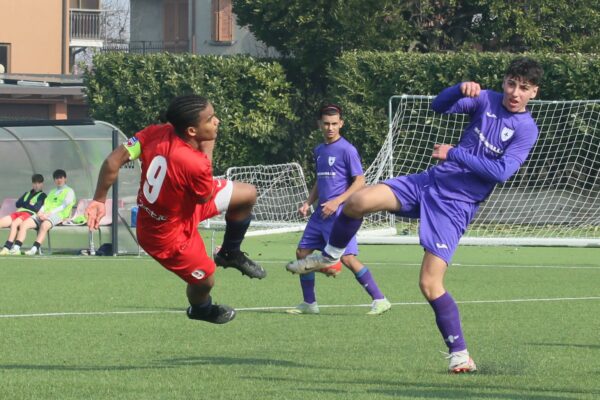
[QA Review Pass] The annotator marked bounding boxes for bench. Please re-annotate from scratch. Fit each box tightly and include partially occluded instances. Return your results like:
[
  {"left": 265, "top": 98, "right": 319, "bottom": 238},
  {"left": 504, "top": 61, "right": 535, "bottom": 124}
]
[
  {"left": 48, "top": 198, "right": 122, "bottom": 254},
  {"left": 0, "top": 197, "right": 120, "bottom": 255}
]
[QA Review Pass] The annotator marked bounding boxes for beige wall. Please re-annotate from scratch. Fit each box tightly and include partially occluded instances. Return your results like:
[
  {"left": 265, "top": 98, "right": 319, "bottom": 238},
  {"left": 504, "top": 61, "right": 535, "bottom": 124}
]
[{"left": 0, "top": 0, "right": 66, "bottom": 74}]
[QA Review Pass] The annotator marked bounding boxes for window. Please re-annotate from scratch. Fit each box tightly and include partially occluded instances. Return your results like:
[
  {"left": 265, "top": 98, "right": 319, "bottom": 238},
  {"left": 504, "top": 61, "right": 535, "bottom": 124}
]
[
  {"left": 70, "top": 0, "right": 99, "bottom": 10},
  {"left": 0, "top": 44, "right": 9, "bottom": 73},
  {"left": 211, "top": 0, "right": 233, "bottom": 43}
]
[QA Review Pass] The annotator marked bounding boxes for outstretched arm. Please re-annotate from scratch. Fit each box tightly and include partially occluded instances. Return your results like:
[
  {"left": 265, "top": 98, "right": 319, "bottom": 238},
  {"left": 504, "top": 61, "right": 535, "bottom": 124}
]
[
  {"left": 431, "top": 82, "right": 481, "bottom": 114},
  {"left": 86, "top": 146, "right": 131, "bottom": 230}
]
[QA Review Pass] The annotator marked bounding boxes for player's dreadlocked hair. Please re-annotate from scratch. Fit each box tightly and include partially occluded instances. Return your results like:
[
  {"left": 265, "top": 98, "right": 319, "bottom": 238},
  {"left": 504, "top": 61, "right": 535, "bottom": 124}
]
[
  {"left": 165, "top": 94, "right": 210, "bottom": 137},
  {"left": 505, "top": 57, "right": 544, "bottom": 86}
]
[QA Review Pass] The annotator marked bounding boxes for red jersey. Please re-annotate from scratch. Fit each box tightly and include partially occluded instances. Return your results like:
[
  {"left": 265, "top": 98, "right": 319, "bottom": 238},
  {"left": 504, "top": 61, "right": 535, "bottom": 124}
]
[{"left": 129, "top": 124, "right": 213, "bottom": 256}]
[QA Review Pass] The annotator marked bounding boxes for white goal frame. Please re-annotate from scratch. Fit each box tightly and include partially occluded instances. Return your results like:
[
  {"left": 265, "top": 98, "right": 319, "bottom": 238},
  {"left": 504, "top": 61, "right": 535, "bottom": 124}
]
[
  {"left": 358, "top": 95, "right": 600, "bottom": 247},
  {"left": 202, "top": 162, "right": 310, "bottom": 236}
]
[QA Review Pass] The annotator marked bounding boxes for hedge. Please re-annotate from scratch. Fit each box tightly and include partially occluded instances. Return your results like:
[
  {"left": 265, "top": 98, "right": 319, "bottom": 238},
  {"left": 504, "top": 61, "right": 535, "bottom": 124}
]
[
  {"left": 327, "top": 51, "right": 600, "bottom": 165},
  {"left": 84, "top": 52, "right": 298, "bottom": 174},
  {"left": 84, "top": 51, "right": 600, "bottom": 173}
]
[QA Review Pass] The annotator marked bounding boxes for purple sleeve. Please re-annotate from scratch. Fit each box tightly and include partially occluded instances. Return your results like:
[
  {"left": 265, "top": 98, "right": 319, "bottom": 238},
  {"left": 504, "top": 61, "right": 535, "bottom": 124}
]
[
  {"left": 345, "top": 146, "right": 363, "bottom": 177},
  {"left": 432, "top": 83, "right": 480, "bottom": 115},
  {"left": 448, "top": 123, "right": 539, "bottom": 183}
]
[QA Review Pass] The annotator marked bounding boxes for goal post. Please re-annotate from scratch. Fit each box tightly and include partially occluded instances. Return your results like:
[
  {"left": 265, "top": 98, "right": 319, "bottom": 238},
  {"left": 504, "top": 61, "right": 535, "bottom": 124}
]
[
  {"left": 358, "top": 95, "right": 600, "bottom": 247},
  {"left": 202, "top": 162, "right": 310, "bottom": 236}
]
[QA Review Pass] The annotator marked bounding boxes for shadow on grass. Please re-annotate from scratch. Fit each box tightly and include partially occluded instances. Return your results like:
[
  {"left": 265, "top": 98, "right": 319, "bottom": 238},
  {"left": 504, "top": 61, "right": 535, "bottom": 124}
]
[
  {"left": 368, "top": 376, "right": 599, "bottom": 399},
  {"left": 248, "top": 375, "right": 597, "bottom": 399},
  {"left": 370, "top": 386, "right": 584, "bottom": 400},
  {"left": 528, "top": 342, "right": 600, "bottom": 350},
  {"left": 0, "top": 364, "right": 164, "bottom": 371},
  {"left": 163, "top": 356, "right": 309, "bottom": 368},
  {"left": 0, "top": 356, "right": 310, "bottom": 372}
]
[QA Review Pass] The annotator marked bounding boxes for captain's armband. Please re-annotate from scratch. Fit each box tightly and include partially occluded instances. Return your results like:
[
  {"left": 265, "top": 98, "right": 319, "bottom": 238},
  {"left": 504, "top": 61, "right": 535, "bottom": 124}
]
[{"left": 123, "top": 137, "right": 141, "bottom": 161}]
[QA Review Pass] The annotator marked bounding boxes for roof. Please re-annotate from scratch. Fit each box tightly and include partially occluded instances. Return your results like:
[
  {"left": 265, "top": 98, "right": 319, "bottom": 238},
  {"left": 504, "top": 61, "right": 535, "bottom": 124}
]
[{"left": 0, "top": 73, "right": 86, "bottom": 103}]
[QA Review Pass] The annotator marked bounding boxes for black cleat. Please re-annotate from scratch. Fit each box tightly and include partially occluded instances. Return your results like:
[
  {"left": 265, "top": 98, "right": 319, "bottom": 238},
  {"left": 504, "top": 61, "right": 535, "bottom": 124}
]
[
  {"left": 186, "top": 304, "right": 236, "bottom": 324},
  {"left": 214, "top": 249, "right": 267, "bottom": 279}
]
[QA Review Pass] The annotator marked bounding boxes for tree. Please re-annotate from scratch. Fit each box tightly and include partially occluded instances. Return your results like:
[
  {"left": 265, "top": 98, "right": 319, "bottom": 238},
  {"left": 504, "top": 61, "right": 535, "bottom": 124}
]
[
  {"left": 232, "top": 0, "right": 415, "bottom": 84},
  {"left": 232, "top": 0, "right": 600, "bottom": 80},
  {"left": 73, "top": 0, "right": 130, "bottom": 73},
  {"left": 468, "top": 0, "right": 600, "bottom": 52},
  {"left": 101, "top": 0, "right": 130, "bottom": 44}
]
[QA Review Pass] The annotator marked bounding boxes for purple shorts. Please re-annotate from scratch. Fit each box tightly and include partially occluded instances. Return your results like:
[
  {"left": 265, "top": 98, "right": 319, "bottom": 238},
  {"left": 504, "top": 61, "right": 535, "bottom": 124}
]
[
  {"left": 383, "top": 170, "right": 478, "bottom": 264},
  {"left": 299, "top": 206, "right": 359, "bottom": 256}
]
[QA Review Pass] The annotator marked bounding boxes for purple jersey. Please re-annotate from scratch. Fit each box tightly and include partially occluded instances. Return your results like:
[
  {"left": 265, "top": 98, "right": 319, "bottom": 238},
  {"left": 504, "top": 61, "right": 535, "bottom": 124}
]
[
  {"left": 314, "top": 137, "right": 363, "bottom": 203},
  {"left": 431, "top": 84, "right": 539, "bottom": 203}
]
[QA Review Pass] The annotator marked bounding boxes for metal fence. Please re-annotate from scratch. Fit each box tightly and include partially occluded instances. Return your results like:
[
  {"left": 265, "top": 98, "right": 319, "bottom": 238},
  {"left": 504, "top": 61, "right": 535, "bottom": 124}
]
[{"left": 101, "top": 41, "right": 190, "bottom": 54}]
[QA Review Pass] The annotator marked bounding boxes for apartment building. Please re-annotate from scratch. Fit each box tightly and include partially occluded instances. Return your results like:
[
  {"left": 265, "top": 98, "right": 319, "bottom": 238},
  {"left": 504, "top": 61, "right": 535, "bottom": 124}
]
[
  {"left": 127, "top": 0, "right": 276, "bottom": 56},
  {"left": 0, "top": 0, "right": 102, "bottom": 119}
]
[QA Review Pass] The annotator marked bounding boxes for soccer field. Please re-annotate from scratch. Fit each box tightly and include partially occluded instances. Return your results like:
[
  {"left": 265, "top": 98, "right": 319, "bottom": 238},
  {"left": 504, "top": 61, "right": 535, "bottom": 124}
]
[{"left": 1, "top": 233, "right": 599, "bottom": 400}]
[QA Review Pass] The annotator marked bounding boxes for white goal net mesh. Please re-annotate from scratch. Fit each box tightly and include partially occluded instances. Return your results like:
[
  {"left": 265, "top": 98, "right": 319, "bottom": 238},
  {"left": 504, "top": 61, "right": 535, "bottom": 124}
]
[
  {"left": 202, "top": 162, "right": 310, "bottom": 235},
  {"left": 360, "top": 95, "right": 600, "bottom": 246}
]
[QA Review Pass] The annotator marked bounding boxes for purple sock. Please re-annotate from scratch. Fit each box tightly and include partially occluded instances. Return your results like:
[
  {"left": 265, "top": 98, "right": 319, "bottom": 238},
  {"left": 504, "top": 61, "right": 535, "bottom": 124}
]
[
  {"left": 328, "top": 212, "right": 363, "bottom": 249},
  {"left": 355, "top": 267, "right": 384, "bottom": 300},
  {"left": 429, "top": 292, "right": 466, "bottom": 353},
  {"left": 300, "top": 273, "right": 316, "bottom": 304}
]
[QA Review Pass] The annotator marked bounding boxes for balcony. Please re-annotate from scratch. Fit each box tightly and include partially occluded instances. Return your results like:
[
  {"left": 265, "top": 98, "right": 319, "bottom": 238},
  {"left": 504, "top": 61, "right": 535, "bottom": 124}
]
[
  {"left": 102, "top": 41, "right": 190, "bottom": 54},
  {"left": 70, "top": 9, "right": 104, "bottom": 47}
]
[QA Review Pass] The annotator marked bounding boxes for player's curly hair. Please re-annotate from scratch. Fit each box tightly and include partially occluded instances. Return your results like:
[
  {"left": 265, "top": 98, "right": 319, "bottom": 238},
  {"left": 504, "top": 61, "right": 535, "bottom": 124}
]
[
  {"left": 505, "top": 57, "right": 544, "bottom": 86},
  {"left": 165, "top": 95, "right": 210, "bottom": 137}
]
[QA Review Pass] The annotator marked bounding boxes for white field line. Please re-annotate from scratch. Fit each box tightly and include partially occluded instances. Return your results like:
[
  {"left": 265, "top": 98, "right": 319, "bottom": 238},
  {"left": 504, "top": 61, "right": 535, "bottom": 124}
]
[
  {"left": 1, "top": 296, "right": 599, "bottom": 319},
  {"left": 0, "top": 257, "right": 598, "bottom": 270}
]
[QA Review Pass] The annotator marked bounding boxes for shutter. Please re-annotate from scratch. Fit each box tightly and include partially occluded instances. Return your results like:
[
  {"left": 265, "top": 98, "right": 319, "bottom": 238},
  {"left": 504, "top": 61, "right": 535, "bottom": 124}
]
[
  {"left": 212, "top": 0, "right": 233, "bottom": 42},
  {"left": 165, "top": 0, "right": 189, "bottom": 42},
  {"left": 164, "top": 2, "right": 176, "bottom": 42},
  {"left": 177, "top": 1, "right": 189, "bottom": 41}
]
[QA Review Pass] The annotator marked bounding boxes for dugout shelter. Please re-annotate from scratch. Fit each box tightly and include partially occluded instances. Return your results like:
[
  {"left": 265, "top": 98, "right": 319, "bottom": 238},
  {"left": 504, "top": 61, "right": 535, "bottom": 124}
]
[{"left": 0, "top": 120, "right": 141, "bottom": 254}]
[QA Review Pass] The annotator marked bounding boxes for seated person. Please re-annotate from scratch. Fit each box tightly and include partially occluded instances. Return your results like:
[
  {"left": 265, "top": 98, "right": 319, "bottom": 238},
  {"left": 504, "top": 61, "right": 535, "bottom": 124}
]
[
  {"left": 8, "top": 169, "right": 76, "bottom": 255},
  {"left": 0, "top": 174, "right": 46, "bottom": 255}
]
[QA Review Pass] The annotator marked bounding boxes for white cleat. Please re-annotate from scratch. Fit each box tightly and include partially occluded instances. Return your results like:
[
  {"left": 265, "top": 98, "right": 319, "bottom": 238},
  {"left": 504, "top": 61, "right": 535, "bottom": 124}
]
[
  {"left": 8, "top": 247, "right": 22, "bottom": 255},
  {"left": 285, "top": 253, "right": 339, "bottom": 275},
  {"left": 446, "top": 350, "right": 477, "bottom": 373},
  {"left": 367, "top": 298, "right": 392, "bottom": 315},
  {"left": 24, "top": 247, "right": 39, "bottom": 256},
  {"left": 286, "top": 302, "right": 320, "bottom": 315}
]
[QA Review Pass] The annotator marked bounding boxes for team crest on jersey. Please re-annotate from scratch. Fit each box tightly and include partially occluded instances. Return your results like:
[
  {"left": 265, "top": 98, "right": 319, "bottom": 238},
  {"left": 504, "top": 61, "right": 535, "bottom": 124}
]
[
  {"left": 500, "top": 127, "right": 515, "bottom": 142},
  {"left": 191, "top": 270, "right": 206, "bottom": 280},
  {"left": 328, "top": 156, "right": 336, "bottom": 166},
  {"left": 125, "top": 137, "right": 139, "bottom": 147}
]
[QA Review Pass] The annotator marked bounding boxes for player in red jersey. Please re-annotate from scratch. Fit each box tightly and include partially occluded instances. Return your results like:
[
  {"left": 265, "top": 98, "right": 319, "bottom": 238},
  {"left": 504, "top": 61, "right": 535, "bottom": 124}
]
[{"left": 86, "top": 95, "right": 266, "bottom": 324}]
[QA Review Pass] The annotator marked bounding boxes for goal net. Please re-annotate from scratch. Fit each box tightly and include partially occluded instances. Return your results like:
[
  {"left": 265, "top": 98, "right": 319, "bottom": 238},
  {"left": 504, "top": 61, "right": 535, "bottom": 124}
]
[
  {"left": 202, "top": 162, "right": 310, "bottom": 236},
  {"left": 359, "top": 95, "right": 600, "bottom": 247}
]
